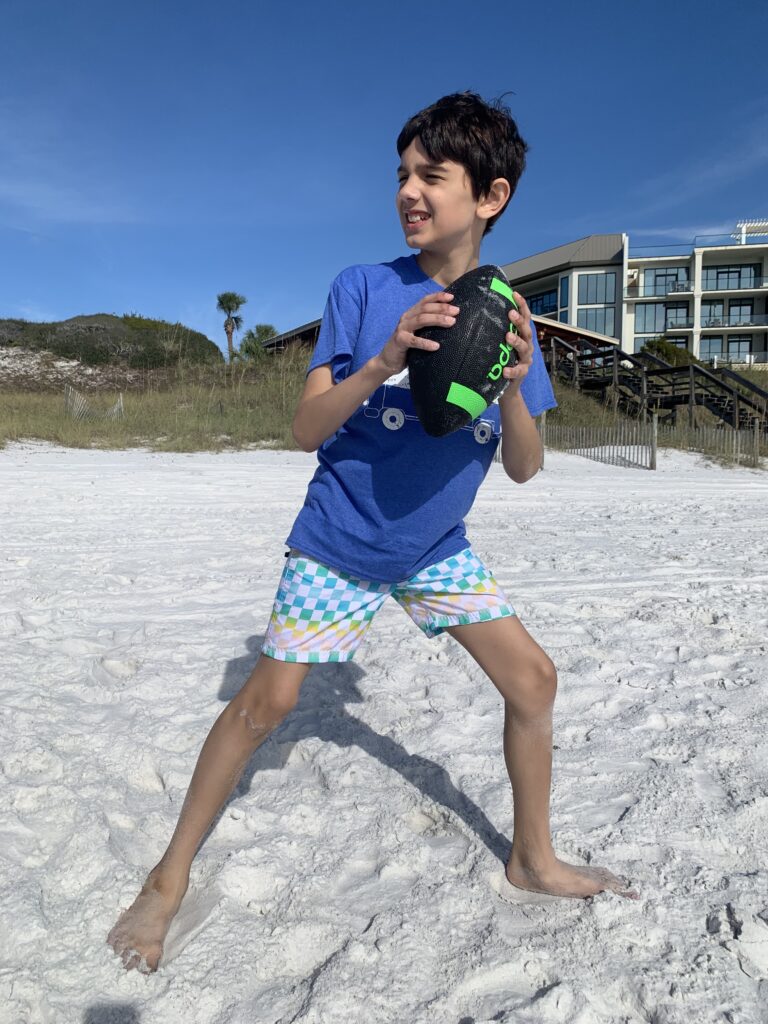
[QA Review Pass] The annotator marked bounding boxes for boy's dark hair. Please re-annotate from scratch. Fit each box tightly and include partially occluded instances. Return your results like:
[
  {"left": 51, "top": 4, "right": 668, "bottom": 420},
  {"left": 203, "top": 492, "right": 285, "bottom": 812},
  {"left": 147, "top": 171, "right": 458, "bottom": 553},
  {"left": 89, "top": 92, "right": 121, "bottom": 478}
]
[{"left": 396, "top": 91, "right": 528, "bottom": 236}]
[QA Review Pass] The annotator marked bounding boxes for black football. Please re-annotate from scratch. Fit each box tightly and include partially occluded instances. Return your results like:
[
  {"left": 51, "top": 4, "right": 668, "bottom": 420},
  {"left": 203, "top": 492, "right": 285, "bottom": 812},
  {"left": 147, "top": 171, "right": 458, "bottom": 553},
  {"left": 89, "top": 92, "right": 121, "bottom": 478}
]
[{"left": 407, "top": 264, "right": 519, "bottom": 437}]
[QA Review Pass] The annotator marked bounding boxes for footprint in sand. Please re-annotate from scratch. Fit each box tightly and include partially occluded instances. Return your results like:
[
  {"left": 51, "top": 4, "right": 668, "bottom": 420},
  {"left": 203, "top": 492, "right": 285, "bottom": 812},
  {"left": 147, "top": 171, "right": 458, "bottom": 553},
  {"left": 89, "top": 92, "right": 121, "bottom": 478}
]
[
  {"left": 404, "top": 804, "right": 471, "bottom": 868},
  {"left": 160, "top": 884, "right": 224, "bottom": 966},
  {"left": 561, "top": 792, "right": 638, "bottom": 830},
  {"left": 490, "top": 868, "right": 564, "bottom": 908},
  {"left": 2, "top": 746, "right": 63, "bottom": 784},
  {"left": 707, "top": 902, "right": 768, "bottom": 980},
  {"left": 97, "top": 656, "right": 139, "bottom": 680},
  {"left": 329, "top": 852, "right": 420, "bottom": 915},
  {"left": 449, "top": 951, "right": 554, "bottom": 1020}
]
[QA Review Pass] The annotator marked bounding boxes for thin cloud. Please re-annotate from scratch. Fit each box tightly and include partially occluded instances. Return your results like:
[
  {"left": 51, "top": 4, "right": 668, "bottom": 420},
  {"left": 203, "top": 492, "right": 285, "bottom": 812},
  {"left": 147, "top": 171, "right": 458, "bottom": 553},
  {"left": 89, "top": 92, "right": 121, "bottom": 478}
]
[
  {"left": 0, "top": 177, "right": 136, "bottom": 225},
  {"left": 0, "top": 100, "right": 137, "bottom": 225},
  {"left": 631, "top": 112, "right": 768, "bottom": 218},
  {"left": 629, "top": 222, "right": 736, "bottom": 240}
]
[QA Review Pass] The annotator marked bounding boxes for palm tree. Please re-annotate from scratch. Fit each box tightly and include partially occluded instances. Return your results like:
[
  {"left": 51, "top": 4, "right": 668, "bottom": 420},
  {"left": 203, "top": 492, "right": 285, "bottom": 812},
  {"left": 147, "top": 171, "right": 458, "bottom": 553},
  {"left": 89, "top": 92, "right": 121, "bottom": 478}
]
[
  {"left": 216, "top": 292, "right": 247, "bottom": 363},
  {"left": 240, "top": 323, "right": 278, "bottom": 361}
]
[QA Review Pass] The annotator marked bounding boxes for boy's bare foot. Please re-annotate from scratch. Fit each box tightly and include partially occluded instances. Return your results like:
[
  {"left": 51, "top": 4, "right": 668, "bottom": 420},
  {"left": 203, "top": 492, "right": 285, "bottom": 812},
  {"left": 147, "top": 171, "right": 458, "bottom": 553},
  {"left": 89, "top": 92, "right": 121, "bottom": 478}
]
[
  {"left": 506, "top": 856, "right": 640, "bottom": 900},
  {"left": 107, "top": 868, "right": 189, "bottom": 972}
]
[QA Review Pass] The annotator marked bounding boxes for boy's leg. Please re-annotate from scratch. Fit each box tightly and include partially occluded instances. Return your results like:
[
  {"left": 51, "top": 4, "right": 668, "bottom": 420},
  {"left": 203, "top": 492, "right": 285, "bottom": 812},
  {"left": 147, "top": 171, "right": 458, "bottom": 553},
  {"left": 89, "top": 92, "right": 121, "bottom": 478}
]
[
  {"left": 446, "top": 615, "right": 638, "bottom": 901},
  {"left": 107, "top": 654, "right": 311, "bottom": 972}
]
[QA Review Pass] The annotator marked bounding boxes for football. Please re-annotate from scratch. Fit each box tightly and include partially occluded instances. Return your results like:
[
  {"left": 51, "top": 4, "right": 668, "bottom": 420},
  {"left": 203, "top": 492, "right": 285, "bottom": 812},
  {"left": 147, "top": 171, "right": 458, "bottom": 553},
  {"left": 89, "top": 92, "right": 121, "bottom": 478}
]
[{"left": 407, "top": 264, "right": 520, "bottom": 437}]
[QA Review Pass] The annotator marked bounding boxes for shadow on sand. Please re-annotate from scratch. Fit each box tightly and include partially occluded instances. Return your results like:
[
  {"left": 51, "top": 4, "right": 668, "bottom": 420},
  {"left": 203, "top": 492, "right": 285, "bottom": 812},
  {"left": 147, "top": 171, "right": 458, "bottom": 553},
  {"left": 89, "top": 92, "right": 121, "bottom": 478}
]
[
  {"left": 83, "top": 1004, "right": 141, "bottom": 1023},
  {"left": 198, "top": 633, "right": 510, "bottom": 865}
]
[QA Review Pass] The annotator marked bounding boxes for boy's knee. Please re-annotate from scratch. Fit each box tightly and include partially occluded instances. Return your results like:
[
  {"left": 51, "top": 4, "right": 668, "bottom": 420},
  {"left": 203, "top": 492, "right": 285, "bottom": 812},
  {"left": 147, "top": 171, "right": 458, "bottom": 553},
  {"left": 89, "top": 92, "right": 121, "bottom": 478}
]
[
  {"left": 505, "top": 655, "right": 557, "bottom": 715},
  {"left": 230, "top": 688, "right": 296, "bottom": 740},
  {"left": 235, "top": 655, "right": 307, "bottom": 726}
]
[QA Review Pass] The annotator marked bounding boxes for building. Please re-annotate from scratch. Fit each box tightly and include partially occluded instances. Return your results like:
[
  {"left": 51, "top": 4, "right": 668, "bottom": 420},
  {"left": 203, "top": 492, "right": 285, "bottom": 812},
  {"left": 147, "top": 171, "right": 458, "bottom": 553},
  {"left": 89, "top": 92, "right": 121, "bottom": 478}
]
[
  {"left": 501, "top": 220, "right": 768, "bottom": 365},
  {"left": 264, "top": 220, "right": 768, "bottom": 366}
]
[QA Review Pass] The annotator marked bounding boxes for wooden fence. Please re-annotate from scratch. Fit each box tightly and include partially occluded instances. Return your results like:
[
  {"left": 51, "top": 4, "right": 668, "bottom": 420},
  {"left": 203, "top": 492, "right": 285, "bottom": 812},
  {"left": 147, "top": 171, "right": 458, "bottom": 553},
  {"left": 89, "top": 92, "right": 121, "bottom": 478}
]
[
  {"left": 64, "top": 384, "right": 124, "bottom": 421},
  {"left": 542, "top": 416, "right": 656, "bottom": 470},
  {"left": 494, "top": 412, "right": 765, "bottom": 470}
]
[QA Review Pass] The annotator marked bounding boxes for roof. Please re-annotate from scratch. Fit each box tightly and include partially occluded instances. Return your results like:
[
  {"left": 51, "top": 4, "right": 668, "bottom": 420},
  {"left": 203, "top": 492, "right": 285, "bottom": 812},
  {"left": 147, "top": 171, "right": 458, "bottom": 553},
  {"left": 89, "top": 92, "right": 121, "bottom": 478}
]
[
  {"left": 533, "top": 313, "right": 619, "bottom": 348},
  {"left": 501, "top": 234, "right": 625, "bottom": 283},
  {"left": 262, "top": 312, "right": 618, "bottom": 358},
  {"left": 263, "top": 318, "right": 321, "bottom": 351}
]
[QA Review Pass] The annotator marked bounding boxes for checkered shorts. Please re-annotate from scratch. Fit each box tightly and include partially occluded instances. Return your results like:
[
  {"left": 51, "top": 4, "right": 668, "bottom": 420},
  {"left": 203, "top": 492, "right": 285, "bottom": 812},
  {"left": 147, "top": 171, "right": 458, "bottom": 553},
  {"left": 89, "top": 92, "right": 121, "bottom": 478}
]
[{"left": 261, "top": 547, "right": 515, "bottom": 663}]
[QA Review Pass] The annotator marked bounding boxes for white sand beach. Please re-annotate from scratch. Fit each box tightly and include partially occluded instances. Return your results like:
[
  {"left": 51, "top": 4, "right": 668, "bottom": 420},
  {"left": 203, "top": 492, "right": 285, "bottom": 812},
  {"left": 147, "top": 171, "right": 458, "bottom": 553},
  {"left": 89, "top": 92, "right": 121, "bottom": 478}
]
[{"left": 1, "top": 442, "right": 767, "bottom": 1024}]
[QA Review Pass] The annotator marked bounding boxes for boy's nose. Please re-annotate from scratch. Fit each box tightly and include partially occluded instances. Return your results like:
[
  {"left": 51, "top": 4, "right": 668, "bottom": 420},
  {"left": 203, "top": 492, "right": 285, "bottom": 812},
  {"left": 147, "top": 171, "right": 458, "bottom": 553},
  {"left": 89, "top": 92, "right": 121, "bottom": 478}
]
[{"left": 399, "top": 176, "right": 420, "bottom": 199}]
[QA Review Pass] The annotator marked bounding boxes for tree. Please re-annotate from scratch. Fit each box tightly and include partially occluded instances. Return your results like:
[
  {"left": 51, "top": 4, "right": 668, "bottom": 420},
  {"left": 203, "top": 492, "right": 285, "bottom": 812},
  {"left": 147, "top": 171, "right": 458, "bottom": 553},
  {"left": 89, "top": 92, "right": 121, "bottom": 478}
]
[
  {"left": 216, "top": 292, "right": 247, "bottom": 363},
  {"left": 239, "top": 323, "right": 278, "bottom": 361},
  {"left": 641, "top": 335, "right": 703, "bottom": 368}
]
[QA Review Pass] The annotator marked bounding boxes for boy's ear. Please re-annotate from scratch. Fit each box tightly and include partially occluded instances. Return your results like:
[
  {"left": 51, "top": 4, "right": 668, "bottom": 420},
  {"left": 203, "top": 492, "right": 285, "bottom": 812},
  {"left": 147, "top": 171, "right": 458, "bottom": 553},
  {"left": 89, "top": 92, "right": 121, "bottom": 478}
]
[{"left": 478, "top": 177, "right": 511, "bottom": 222}]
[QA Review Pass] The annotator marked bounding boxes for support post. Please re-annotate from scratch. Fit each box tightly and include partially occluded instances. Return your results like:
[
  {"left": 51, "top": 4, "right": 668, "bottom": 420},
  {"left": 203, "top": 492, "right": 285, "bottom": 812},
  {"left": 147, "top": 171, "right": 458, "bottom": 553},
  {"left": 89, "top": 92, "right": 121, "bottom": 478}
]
[
  {"left": 540, "top": 410, "right": 547, "bottom": 470},
  {"left": 651, "top": 412, "right": 658, "bottom": 470}
]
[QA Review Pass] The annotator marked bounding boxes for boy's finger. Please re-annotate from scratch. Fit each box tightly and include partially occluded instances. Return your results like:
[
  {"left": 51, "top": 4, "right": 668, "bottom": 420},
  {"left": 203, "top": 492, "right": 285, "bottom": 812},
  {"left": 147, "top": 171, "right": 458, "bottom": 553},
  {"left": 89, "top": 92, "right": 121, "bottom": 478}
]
[{"left": 512, "top": 290, "right": 530, "bottom": 316}]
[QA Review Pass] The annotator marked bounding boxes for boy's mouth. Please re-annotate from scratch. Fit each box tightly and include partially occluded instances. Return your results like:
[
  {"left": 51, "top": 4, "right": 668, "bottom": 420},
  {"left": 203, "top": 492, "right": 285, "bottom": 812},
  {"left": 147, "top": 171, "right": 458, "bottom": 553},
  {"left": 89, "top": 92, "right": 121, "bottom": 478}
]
[{"left": 405, "top": 210, "right": 430, "bottom": 231}]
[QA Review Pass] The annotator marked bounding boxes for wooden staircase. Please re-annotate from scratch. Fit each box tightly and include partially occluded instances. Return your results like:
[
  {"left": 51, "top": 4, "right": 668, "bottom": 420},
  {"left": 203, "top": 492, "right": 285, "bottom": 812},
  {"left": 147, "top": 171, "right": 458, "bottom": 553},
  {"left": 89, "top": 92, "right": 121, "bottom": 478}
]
[{"left": 544, "top": 336, "right": 768, "bottom": 431}]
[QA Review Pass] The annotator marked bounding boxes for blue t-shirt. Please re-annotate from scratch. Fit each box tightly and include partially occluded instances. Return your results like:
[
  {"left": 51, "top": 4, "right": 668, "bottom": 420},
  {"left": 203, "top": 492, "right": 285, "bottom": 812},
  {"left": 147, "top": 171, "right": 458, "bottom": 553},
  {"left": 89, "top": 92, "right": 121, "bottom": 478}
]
[{"left": 285, "top": 255, "right": 557, "bottom": 583}]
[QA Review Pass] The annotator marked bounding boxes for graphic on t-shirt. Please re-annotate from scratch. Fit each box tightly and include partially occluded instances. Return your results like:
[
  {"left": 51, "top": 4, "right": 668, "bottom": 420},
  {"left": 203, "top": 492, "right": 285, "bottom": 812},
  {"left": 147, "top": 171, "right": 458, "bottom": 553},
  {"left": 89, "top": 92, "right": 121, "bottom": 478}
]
[{"left": 360, "top": 368, "right": 499, "bottom": 445}]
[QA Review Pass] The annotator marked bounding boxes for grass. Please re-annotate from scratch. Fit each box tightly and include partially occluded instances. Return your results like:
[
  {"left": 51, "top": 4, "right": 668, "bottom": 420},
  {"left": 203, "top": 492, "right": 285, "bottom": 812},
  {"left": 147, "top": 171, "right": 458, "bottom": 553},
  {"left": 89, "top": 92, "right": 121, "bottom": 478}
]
[
  {"left": 0, "top": 350, "right": 311, "bottom": 452},
  {"left": 0, "top": 349, "right": 764, "bottom": 468}
]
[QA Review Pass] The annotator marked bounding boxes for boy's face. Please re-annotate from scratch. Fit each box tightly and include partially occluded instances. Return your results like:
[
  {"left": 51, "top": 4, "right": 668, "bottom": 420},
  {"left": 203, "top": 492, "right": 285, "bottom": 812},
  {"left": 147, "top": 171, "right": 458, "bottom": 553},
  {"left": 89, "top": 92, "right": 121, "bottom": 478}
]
[{"left": 396, "top": 137, "right": 484, "bottom": 254}]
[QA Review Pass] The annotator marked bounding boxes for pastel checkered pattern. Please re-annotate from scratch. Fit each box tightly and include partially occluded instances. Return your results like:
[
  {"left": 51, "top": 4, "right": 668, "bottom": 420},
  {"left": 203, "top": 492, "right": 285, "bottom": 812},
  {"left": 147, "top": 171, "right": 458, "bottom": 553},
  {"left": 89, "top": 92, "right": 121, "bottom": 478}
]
[{"left": 261, "top": 547, "right": 515, "bottom": 663}]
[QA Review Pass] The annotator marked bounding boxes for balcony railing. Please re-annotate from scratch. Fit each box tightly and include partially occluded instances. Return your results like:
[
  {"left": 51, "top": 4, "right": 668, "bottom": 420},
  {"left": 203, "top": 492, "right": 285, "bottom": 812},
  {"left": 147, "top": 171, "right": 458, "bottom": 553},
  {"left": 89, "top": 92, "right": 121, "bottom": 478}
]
[
  {"left": 624, "top": 282, "right": 691, "bottom": 298},
  {"left": 700, "top": 314, "right": 768, "bottom": 328},
  {"left": 628, "top": 233, "right": 768, "bottom": 258},
  {"left": 701, "top": 277, "right": 764, "bottom": 292},
  {"left": 705, "top": 352, "right": 768, "bottom": 366},
  {"left": 627, "top": 278, "right": 765, "bottom": 298},
  {"left": 665, "top": 319, "right": 694, "bottom": 329}
]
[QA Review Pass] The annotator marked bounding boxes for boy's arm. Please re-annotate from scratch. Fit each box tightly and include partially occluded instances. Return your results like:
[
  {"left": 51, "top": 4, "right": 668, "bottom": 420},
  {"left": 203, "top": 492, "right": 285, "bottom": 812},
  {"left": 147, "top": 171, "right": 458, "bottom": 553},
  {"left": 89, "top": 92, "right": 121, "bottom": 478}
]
[
  {"left": 292, "top": 290, "right": 458, "bottom": 452},
  {"left": 497, "top": 292, "right": 543, "bottom": 484},
  {"left": 498, "top": 389, "right": 542, "bottom": 483},
  {"left": 291, "top": 357, "right": 392, "bottom": 452}
]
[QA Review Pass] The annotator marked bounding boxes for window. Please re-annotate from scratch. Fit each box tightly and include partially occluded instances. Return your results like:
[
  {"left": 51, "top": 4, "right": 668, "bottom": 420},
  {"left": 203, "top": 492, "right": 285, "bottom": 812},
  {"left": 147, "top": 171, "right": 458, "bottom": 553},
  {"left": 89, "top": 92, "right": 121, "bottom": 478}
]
[
  {"left": 701, "top": 300, "right": 724, "bottom": 326},
  {"left": 577, "top": 306, "right": 615, "bottom": 336},
  {"left": 559, "top": 276, "right": 569, "bottom": 309},
  {"left": 665, "top": 302, "right": 689, "bottom": 327},
  {"left": 635, "top": 303, "right": 665, "bottom": 334},
  {"left": 701, "top": 264, "right": 761, "bottom": 290},
  {"left": 559, "top": 309, "right": 570, "bottom": 324},
  {"left": 728, "top": 300, "right": 753, "bottom": 326},
  {"left": 527, "top": 288, "right": 558, "bottom": 316},
  {"left": 634, "top": 336, "right": 657, "bottom": 353},
  {"left": 728, "top": 335, "right": 752, "bottom": 357},
  {"left": 642, "top": 266, "right": 689, "bottom": 296},
  {"left": 700, "top": 336, "right": 723, "bottom": 359},
  {"left": 578, "top": 272, "right": 616, "bottom": 304}
]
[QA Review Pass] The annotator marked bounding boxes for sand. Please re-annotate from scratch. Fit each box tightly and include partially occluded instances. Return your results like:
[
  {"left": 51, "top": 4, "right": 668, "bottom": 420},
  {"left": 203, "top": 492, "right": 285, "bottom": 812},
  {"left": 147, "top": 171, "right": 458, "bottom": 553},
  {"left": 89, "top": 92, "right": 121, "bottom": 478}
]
[{"left": 1, "top": 442, "right": 767, "bottom": 1023}]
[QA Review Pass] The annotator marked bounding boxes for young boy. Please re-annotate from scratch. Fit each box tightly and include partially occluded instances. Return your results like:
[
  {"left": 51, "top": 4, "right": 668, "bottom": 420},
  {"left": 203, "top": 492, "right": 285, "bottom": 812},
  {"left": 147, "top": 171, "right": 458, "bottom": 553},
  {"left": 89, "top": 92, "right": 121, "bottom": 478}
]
[{"left": 108, "top": 91, "right": 638, "bottom": 973}]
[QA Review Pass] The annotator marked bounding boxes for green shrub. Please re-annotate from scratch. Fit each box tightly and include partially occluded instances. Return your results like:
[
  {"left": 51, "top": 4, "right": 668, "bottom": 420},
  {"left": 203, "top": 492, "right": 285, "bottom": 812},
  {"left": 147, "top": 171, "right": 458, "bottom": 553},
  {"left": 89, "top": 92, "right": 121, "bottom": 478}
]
[
  {"left": 641, "top": 336, "right": 703, "bottom": 367},
  {"left": 0, "top": 313, "right": 222, "bottom": 368}
]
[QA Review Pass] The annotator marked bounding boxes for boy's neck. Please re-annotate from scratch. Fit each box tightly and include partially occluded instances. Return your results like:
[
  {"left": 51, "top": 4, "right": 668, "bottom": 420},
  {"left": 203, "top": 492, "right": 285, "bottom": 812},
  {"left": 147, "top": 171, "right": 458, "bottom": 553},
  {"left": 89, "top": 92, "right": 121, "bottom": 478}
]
[{"left": 416, "top": 243, "right": 482, "bottom": 288}]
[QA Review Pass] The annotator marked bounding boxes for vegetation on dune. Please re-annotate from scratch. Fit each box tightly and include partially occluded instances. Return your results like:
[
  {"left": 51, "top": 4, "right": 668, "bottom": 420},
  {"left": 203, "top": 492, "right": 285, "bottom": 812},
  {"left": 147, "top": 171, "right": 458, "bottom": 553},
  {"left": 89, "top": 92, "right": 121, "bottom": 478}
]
[
  {"left": 239, "top": 324, "right": 278, "bottom": 362},
  {"left": 0, "top": 346, "right": 311, "bottom": 452},
  {"left": 0, "top": 310, "right": 763, "bottom": 464},
  {"left": 0, "top": 313, "right": 221, "bottom": 368}
]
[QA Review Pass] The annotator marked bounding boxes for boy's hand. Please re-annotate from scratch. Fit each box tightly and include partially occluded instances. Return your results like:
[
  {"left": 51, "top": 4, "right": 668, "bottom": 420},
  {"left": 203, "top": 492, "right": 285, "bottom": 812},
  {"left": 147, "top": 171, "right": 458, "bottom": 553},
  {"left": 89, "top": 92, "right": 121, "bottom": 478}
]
[
  {"left": 377, "top": 292, "right": 459, "bottom": 375},
  {"left": 499, "top": 291, "right": 534, "bottom": 400}
]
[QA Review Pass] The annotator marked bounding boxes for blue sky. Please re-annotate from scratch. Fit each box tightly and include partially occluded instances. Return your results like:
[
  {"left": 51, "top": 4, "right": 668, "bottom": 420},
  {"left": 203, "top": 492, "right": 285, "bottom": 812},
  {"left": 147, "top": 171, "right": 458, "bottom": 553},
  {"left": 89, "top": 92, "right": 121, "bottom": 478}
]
[{"left": 1, "top": 0, "right": 767, "bottom": 355}]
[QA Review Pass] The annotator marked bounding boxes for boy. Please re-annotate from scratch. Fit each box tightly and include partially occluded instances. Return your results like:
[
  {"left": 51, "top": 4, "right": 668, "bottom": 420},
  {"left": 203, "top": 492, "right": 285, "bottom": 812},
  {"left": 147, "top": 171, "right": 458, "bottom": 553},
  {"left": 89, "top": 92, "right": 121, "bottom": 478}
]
[{"left": 108, "top": 91, "right": 638, "bottom": 974}]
